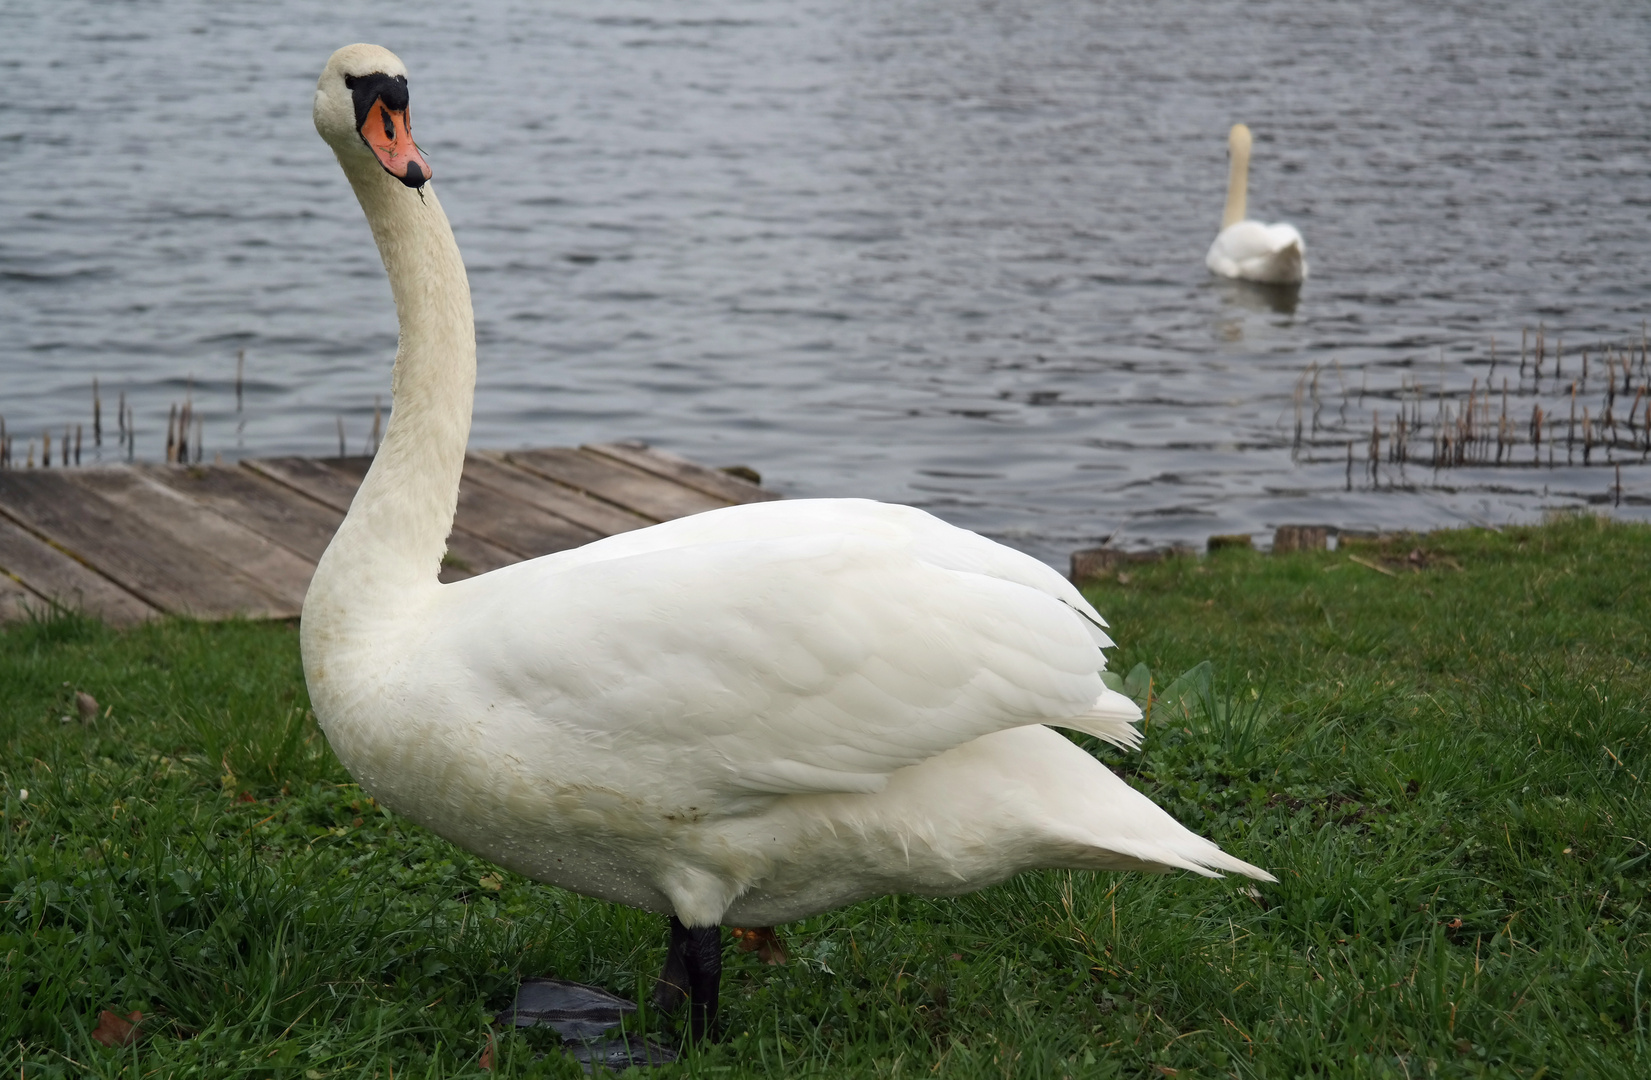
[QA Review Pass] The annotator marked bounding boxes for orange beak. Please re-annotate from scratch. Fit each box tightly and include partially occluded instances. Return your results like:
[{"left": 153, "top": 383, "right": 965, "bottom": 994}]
[{"left": 360, "top": 99, "right": 430, "bottom": 187}]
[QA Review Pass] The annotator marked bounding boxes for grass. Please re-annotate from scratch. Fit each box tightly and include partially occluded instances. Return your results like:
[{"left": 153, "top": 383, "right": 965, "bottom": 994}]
[{"left": 1, "top": 512, "right": 1647, "bottom": 1078}]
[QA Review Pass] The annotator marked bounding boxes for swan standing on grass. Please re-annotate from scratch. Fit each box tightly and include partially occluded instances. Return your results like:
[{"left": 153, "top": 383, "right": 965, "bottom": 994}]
[
  {"left": 302, "top": 43, "right": 1274, "bottom": 1048},
  {"left": 1206, "top": 123, "right": 1308, "bottom": 284}
]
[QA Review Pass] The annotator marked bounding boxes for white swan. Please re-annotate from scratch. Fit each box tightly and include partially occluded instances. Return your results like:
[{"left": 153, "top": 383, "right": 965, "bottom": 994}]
[
  {"left": 1206, "top": 123, "right": 1308, "bottom": 284},
  {"left": 303, "top": 43, "right": 1274, "bottom": 1043}
]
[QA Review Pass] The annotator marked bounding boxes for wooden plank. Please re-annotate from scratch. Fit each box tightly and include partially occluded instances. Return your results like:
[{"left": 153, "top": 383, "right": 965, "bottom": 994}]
[
  {"left": 0, "top": 573, "right": 39, "bottom": 624},
  {"left": 316, "top": 456, "right": 369, "bottom": 480},
  {"left": 142, "top": 464, "right": 344, "bottom": 564},
  {"left": 451, "top": 481, "right": 600, "bottom": 559},
  {"left": 241, "top": 456, "right": 365, "bottom": 514},
  {"left": 312, "top": 457, "right": 526, "bottom": 582},
  {"left": 0, "top": 444, "right": 767, "bottom": 623},
  {"left": 0, "top": 514, "right": 157, "bottom": 625},
  {"left": 65, "top": 469, "right": 311, "bottom": 615},
  {"left": 0, "top": 472, "right": 284, "bottom": 619},
  {"left": 464, "top": 453, "right": 651, "bottom": 537},
  {"left": 584, "top": 441, "right": 779, "bottom": 505},
  {"left": 313, "top": 455, "right": 376, "bottom": 478},
  {"left": 437, "top": 530, "right": 521, "bottom": 582},
  {"left": 503, "top": 447, "right": 729, "bottom": 522}
]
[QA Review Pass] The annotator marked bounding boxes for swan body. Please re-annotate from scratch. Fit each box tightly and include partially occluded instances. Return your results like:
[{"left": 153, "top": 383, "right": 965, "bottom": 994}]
[
  {"left": 304, "top": 44, "right": 1272, "bottom": 948},
  {"left": 1205, "top": 123, "right": 1307, "bottom": 284},
  {"left": 317, "top": 496, "right": 1270, "bottom": 927}
]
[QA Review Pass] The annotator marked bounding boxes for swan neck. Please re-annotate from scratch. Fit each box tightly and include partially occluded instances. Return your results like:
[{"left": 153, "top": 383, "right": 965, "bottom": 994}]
[
  {"left": 1222, "top": 140, "right": 1249, "bottom": 230},
  {"left": 305, "top": 161, "right": 475, "bottom": 630}
]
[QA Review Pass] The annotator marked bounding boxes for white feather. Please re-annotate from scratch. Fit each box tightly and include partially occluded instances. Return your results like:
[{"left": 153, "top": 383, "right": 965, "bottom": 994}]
[{"left": 1207, "top": 220, "right": 1308, "bottom": 284}]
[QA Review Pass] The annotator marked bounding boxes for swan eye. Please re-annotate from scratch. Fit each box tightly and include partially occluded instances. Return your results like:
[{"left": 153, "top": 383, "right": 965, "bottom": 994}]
[{"left": 345, "top": 72, "right": 412, "bottom": 132}]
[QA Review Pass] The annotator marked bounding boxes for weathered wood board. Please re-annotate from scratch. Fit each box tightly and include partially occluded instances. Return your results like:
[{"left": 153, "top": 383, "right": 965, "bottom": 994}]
[
  {"left": 0, "top": 443, "right": 776, "bottom": 624},
  {"left": 0, "top": 513, "right": 158, "bottom": 625},
  {"left": 585, "top": 441, "right": 779, "bottom": 507},
  {"left": 141, "top": 463, "right": 345, "bottom": 564},
  {"left": 0, "top": 574, "right": 35, "bottom": 624},
  {"left": 465, "top": 452, "right": 652, "bottom": 537},
  {"left": 0, "top": 470, "right": 287, "bottom": 619},
  {"left": 65, "top": 469, "right": 314, "bottom": 615},
  {"left": 504, "top": 448, "right": 730, "bottom": 522}
]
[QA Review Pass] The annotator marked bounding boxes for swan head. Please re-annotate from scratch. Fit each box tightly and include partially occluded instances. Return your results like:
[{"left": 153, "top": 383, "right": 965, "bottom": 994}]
[
  {"left": 314, "top": 43, "right": 431, "bottom": 189},
  {"left": 1228, "top": 123, "right": 1252, "bottom": 157}
]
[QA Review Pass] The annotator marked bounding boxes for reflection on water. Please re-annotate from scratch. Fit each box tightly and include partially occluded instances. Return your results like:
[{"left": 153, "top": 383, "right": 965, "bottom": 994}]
[
  {"left": 1219, "top": 281, "right": 1301, "bottom": 318},
  {"left": 1, "top": 0, "right": 1649, "bottom": 564}
]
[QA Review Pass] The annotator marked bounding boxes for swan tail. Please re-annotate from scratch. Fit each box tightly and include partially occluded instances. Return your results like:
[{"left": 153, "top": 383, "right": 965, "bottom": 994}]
[
  {"left": 1054, "top": 685, "right": 1144, "bottom": 751},
  {"left": 1060, "top": 805, "right": 1278, "bottom": 883},
  {"left": 1038, "top": 727, "right": 1278, "bottom": 883},
  {"left": 1167, "top": 841, "right": 1277, "bottom": 882},
  {"left": 1066, "top": 835, "right": 1276, "bottom": 882}
]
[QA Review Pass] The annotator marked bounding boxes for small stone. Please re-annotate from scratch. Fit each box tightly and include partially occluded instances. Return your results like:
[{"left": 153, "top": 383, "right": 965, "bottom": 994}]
[{"left": 76, "top": 691, "right": 100, "bottom": 724}]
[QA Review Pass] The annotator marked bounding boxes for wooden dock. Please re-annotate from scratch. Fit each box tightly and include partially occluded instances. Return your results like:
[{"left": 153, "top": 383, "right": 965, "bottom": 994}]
[{"left": 0, "top": 443, "right": 778, "bottom": 625}]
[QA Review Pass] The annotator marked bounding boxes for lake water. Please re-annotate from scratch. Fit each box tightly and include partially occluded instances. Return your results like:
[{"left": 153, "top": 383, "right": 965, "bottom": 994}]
[{"left": 3, "top": 0, "right": 1649, "bottom": 565}]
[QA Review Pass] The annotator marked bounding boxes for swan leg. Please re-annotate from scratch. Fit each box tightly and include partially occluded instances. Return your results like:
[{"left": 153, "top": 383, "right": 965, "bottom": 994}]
[
  {"left": 652, "top": 927, "right": 689, "bottom": 1015},
  {"left": 653, "top": 915, "right": 723, "bottom": 1041}
]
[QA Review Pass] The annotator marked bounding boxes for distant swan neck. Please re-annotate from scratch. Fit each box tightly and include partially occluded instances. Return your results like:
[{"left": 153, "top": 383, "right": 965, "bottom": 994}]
[
  {"left": 305, "top": 161, "right": 476, "bottom": 631},
  {"left": 1222, "top": 136, "right": 1250, "bottom": 230}
]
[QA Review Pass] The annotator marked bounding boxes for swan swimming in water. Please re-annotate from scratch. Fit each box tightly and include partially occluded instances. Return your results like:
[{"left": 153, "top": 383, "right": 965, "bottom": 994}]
[
  {"left": 302, "top": 43, "right": 1275, "bottom": 1045},
  {"left": 1206, "top": 123, "right": 1308, "bottom": 285}
]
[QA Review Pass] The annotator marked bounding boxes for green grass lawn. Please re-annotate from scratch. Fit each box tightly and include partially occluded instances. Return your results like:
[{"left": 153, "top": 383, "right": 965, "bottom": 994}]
[{"left": 2, "top": 514, "right": 1647, "bottom": 1078}]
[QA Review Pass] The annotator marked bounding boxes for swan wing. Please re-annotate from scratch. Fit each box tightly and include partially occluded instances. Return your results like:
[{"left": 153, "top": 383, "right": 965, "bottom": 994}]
[
  {"left": 441, "top": 500, "right": 1137, "bottom": 801},
  {"left": 1206, "top": 220, "right": 1307, "bottom": 282}
]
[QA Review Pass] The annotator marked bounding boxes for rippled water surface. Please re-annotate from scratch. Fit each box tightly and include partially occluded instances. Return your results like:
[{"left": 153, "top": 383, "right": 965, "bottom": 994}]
[{"left": 3, "top": 0, "right": 1650, "bottom": 564}]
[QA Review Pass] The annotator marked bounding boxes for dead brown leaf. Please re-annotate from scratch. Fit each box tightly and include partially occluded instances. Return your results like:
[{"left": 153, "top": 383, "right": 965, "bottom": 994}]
[
  {"left": 731, "top": 926, "right": 789, "bottom": 965},
  {"left": 91, "top": 1009, "right": 143, "bottom": 1047}
]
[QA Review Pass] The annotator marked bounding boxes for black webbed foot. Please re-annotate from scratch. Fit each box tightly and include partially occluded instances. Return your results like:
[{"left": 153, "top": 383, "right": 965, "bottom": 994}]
[{"left": 653, "top": 915, "right": 723, "bottom": 1042}]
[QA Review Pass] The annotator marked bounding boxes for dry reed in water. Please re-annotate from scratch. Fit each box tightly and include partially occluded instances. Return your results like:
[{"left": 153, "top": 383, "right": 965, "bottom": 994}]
[{"left": 1285, "top": 326, "right": 1650, "bottom": 491}]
